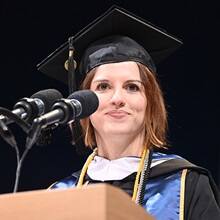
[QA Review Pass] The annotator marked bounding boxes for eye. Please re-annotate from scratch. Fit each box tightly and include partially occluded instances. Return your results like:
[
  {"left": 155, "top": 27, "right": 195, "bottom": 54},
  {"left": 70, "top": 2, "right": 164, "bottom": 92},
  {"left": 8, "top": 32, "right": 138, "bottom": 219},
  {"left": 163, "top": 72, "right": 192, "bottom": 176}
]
[
  {"left": 95, "top": 82, "right": 111, "bottom": 91},
  {"left": 125, "top": 83, "right": 140, "bottom": 92}
]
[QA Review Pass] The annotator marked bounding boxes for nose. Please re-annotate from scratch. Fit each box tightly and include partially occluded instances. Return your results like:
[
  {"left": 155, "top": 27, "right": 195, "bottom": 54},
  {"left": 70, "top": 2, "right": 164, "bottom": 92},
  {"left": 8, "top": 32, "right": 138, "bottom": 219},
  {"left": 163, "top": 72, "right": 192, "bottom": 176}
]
[{"left": 110, "top": 88, "right": 125, "bottom": 108}]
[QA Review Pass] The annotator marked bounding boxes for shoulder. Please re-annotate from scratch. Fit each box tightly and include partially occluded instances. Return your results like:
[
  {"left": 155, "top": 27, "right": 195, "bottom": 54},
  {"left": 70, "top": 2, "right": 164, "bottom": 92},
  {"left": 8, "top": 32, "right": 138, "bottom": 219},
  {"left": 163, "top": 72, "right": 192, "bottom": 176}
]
[
  {"left": 185, "top": 170, "right": 220, "bottom": 219},
  {"left": 150, "top": 152, "right": 210, "bottom": 178},
  {"left": 49, "top": 170, "right": 81, "bottom": 189},
  {"left": 151, "top": 152, "right": 219, "bottom": 200},
  {"left": 151, "top": 152, "right": 220, "bottom": 218}
]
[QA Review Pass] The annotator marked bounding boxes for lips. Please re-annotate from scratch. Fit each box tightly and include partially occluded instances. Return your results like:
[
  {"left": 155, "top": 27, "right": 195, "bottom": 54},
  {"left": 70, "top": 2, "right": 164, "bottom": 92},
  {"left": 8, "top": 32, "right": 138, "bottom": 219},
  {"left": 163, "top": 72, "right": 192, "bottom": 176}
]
[{"left": 106, "top": 110, "right": 130, "bottom": 119}]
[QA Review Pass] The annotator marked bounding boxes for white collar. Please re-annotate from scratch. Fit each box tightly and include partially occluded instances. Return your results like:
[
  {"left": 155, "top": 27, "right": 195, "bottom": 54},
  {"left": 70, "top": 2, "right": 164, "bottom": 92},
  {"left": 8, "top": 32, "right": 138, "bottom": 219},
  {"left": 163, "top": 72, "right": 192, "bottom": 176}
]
[
  {"left": 87, "top": 155, "right": 172, "bottom": 181},
  {"left": 87, "top": 156, "right": 140, "bottom": 181}
]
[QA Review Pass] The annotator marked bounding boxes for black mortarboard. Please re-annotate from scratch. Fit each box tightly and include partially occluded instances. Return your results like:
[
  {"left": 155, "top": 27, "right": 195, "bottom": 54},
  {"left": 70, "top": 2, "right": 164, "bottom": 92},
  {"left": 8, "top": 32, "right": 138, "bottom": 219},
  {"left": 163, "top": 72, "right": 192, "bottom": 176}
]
[{"left": 37, "top": 5, "right": 182, "bottom": 91}]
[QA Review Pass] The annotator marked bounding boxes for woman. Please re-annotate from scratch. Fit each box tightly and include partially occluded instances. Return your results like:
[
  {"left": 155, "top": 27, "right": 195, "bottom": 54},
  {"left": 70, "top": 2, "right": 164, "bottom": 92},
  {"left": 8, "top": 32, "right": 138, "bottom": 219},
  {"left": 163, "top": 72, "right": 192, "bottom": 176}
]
[{"left": 38, "top": 6, "right": 220, "bottom": 220}]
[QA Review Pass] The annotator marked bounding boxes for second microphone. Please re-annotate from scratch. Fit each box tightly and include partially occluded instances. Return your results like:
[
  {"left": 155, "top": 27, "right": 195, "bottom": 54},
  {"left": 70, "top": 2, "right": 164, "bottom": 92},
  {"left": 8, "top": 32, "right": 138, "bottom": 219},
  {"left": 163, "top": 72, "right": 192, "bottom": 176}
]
[{"left": 33, "top": 90, "right": 99, "bottom": 128}]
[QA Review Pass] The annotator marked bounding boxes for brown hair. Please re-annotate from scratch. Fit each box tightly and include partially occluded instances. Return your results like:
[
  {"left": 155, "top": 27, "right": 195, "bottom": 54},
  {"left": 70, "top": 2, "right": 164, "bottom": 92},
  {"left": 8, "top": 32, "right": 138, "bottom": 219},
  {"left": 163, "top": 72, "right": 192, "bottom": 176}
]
[{"left": 77, "top": 62, "right": 168, "bottom": 149}]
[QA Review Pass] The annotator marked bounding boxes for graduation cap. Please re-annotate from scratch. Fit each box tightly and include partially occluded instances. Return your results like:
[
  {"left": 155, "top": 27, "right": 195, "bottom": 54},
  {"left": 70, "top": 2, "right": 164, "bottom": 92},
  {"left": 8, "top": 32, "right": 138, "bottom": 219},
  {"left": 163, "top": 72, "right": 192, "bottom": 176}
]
[{"left": 37, "top": 5, "right": 183, "bottom": 93}]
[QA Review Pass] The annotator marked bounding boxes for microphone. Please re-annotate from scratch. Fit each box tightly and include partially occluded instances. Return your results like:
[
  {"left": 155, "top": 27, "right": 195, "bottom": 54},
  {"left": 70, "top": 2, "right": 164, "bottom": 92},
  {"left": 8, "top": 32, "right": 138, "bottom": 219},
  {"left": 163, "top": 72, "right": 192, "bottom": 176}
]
[
  {"left": 0, "top": 89, "right": 63, "bottom": 125},
  {"left": 34, "top": 89, "right": 99, "bottom": 127},
  {"left": 25, "top": 90, "right": 99, "bottom": 149}
]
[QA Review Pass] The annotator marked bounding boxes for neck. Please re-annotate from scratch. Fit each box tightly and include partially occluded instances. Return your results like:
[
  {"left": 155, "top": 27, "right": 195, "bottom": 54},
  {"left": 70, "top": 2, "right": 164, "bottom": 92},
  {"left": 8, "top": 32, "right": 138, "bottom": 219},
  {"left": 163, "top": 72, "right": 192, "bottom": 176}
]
[{"left": 95, "top": 130, "right": 146, "bottom": 160}]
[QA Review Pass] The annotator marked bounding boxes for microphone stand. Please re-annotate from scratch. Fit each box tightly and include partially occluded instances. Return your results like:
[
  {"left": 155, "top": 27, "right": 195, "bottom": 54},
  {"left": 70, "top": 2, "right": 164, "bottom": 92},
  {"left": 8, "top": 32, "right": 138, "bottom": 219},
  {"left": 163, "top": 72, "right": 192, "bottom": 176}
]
[
  {"left": 0, "top": 107, "right": 31, "bottom": 133},
  {"left": 0, "top": 107, "right": 32, "bottom": 192},
  {"left": 13, "top": 147, "right": 30, "bottom": 192},
  {"left": 0, "top": 117, "right": 18, "bottom": 148},
  {"left": 25, "top": 118, "right": 44, "bottom": 150},
  {"left": 0, "top": 118, "right": 21, "bottom": 192}
]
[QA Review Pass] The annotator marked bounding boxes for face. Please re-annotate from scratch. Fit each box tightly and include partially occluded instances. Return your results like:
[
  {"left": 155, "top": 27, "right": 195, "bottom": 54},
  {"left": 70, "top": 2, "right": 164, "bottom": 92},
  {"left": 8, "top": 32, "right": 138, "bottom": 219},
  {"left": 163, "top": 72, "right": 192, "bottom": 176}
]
[{"left": 89, "top": 61, "right": 147, "bottom": 138}]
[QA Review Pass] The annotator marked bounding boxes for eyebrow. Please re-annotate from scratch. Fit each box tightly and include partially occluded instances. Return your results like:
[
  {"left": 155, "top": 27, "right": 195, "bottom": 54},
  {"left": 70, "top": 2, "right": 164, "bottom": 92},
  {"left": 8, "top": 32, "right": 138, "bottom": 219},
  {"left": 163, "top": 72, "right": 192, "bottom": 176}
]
[
  {"left": 92, "top": 79, "right": 144, "bottom": 84},
  {"left": 126, "top": 80, "right": 144, "bottom": 85},
  {"left": 92, "top": 79, "right": 109, "bottom": 83}
]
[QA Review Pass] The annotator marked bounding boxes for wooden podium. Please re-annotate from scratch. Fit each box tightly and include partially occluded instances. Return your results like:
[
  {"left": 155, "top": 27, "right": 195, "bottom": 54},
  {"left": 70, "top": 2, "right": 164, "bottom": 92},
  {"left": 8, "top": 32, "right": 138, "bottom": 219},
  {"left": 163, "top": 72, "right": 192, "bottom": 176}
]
[{"left": 0, "top": 184, "right": 154, "bottom": 220}]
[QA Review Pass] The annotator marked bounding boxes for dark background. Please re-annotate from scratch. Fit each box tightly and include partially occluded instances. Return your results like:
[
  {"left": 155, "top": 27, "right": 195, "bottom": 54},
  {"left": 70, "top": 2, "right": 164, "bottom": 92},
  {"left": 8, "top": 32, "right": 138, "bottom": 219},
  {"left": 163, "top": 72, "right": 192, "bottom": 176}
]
[{"left": 0, "top": 0, "right": 219, "bottom": 193}]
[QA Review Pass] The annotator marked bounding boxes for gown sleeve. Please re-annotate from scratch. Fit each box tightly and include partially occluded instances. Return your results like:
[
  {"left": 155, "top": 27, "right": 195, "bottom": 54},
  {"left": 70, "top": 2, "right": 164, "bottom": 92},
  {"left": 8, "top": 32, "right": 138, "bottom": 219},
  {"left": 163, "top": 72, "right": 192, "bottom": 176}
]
[{"left": 185, "top": 170, "right": 220, "bottom": 220}]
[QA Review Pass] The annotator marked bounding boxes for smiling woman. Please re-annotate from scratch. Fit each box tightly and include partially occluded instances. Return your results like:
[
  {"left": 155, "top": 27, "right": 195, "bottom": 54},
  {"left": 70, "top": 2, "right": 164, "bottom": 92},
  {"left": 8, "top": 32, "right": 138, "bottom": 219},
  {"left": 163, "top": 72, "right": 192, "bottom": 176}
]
[
  {"left": 80, "top": 61, "right": 167, "bottom": 158},
  {"left": 37, "top": 6, "right": 220, "bottom": 220},
  {"left": 88, "top": 61, "right": 148, "bottom": 159}
]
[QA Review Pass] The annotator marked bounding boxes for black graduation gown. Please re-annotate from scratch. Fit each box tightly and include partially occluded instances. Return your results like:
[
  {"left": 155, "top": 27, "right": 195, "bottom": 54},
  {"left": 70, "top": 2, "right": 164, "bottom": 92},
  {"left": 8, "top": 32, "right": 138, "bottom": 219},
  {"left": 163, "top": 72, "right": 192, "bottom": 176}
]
[
  {"left": 84, "top": 162, "right": 220, "bottom": 219},
  {"left": 51, "top": 156, "right": 220, "bottom": 219}
]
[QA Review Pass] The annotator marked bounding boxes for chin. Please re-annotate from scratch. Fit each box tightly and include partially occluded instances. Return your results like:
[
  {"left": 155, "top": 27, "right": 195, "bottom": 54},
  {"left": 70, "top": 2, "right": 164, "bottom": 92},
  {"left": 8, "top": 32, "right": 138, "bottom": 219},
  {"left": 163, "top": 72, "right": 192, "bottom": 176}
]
[{"left": 102, "top": 125, "right": 136, "bottom": 135}]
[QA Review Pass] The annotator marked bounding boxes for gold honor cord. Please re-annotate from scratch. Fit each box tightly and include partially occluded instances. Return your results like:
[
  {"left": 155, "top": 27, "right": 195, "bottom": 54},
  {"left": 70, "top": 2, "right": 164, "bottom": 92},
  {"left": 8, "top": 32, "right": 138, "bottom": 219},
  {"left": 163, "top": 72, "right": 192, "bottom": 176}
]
[
  {"left": 180, "top": 169, "right": 187, "bottom": 220},
  {"left": 76, "top": 147, "right": 148, "bottom": 203},
  {"left": 132, "top": 147, "right": 148, "bottom": 201},
  {"left": 77, "top": 148, "right": 98, "bottom": 187}
]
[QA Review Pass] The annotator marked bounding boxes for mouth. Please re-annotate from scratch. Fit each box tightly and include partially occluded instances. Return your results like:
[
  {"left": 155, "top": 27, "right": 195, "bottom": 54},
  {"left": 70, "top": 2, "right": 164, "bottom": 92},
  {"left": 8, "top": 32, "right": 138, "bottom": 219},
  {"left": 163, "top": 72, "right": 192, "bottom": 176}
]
[{"left": 106, "top": 110, "right": 130, "bottom": 119}]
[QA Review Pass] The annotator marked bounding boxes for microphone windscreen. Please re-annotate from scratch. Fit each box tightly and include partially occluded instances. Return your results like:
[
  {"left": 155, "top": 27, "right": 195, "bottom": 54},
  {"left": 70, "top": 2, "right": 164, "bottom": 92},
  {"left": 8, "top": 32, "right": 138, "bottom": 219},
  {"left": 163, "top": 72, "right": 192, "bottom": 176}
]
[
  {"left": 68, "top": 90, "right": 99, "bottom": 119},
  {"left": 31, "top": 89, "right": 63, "bottom": 112}
]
